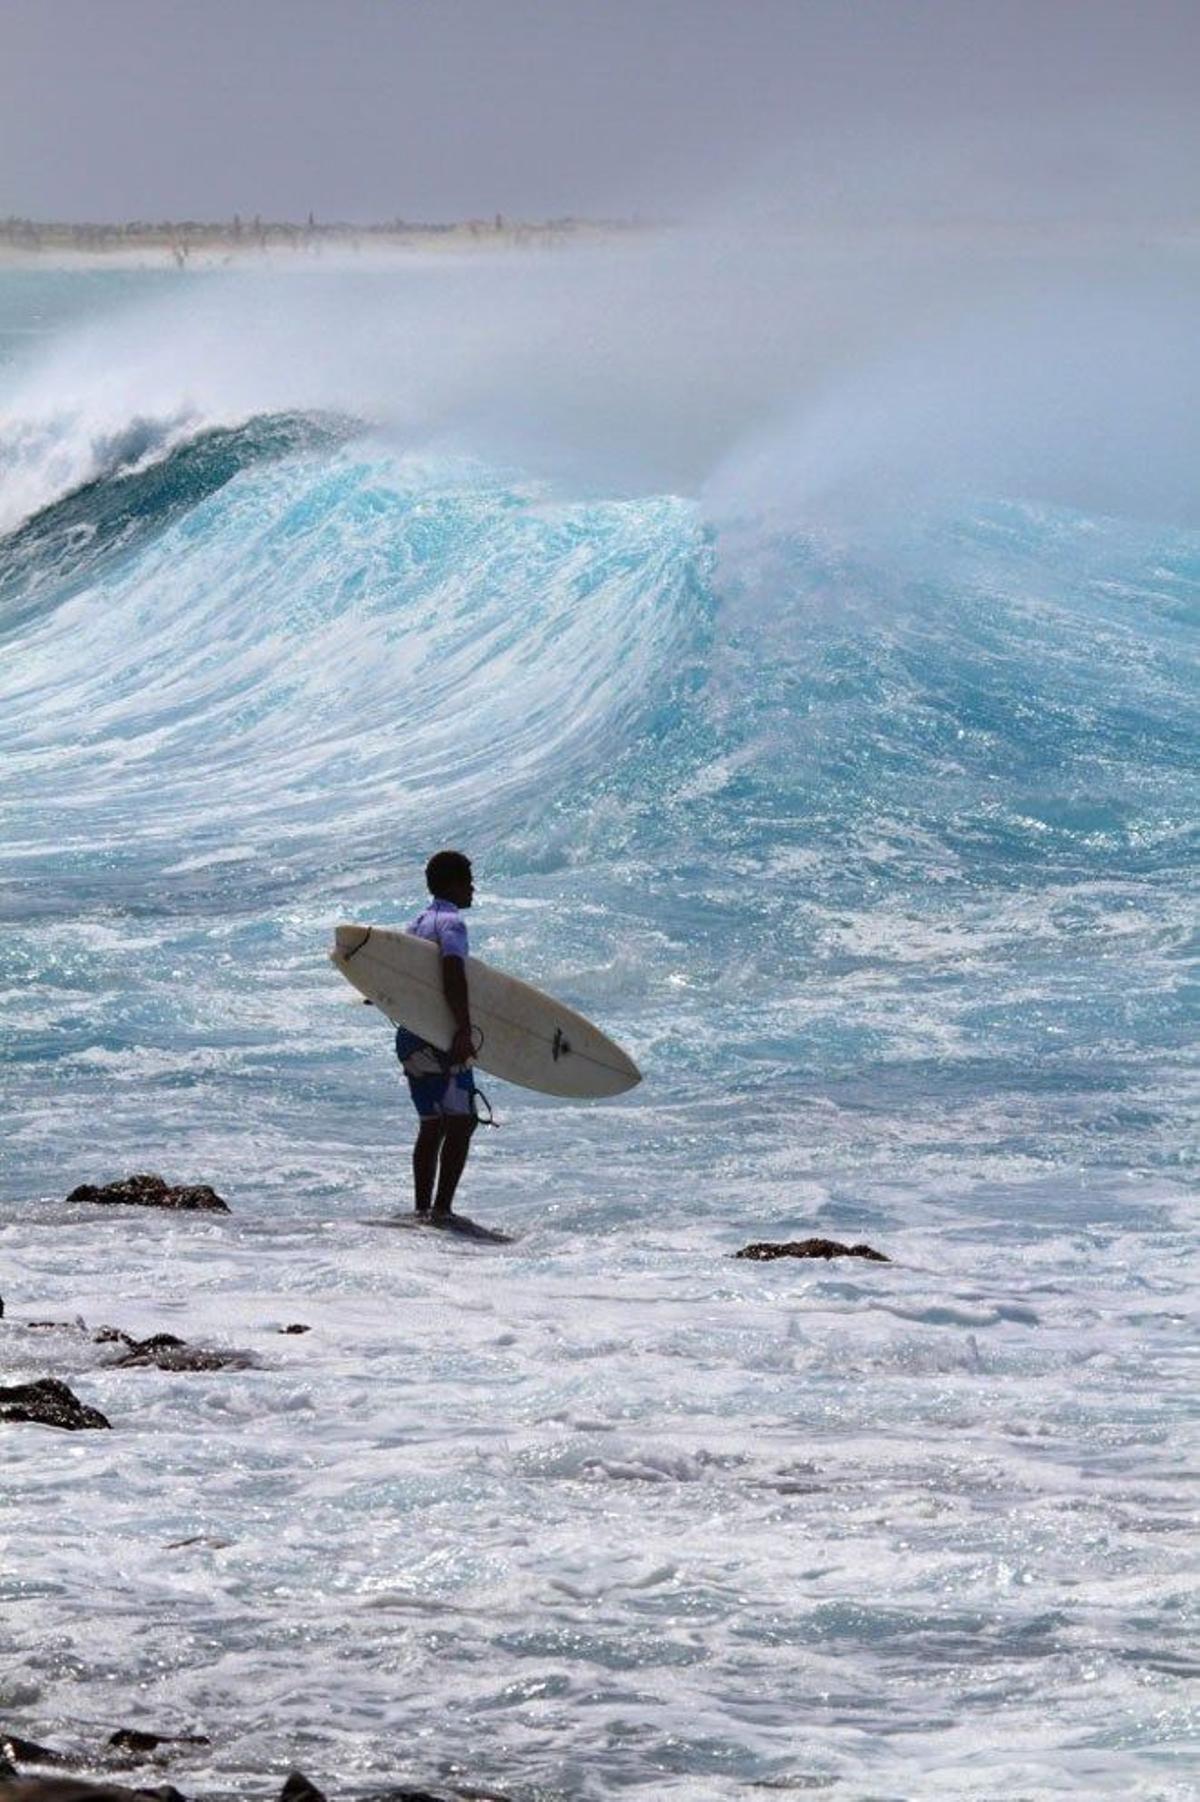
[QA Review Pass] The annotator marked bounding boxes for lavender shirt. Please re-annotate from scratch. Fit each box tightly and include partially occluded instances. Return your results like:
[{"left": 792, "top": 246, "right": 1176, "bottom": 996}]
[{"left": 406, "top": 899, "right": 469, "bottom": 962}]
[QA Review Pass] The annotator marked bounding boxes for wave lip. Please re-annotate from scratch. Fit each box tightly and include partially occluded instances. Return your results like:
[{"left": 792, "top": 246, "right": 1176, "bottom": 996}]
[
  {"left": 0, "top": 410, "right": 358, "bottom": 637},
  {"left": 0, "top": 406, "right": 198, "bottom": 536}
]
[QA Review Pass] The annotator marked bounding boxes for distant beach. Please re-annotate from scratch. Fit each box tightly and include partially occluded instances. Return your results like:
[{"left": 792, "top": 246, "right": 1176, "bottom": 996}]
[{"left": 0, "top": 214, "right": 643, "bottom": 270}]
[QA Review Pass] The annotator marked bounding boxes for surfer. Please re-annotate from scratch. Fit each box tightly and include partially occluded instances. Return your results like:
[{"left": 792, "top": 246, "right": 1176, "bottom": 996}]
[{"left": 394, "top": 850, "right": 479, "bottom": 1222}]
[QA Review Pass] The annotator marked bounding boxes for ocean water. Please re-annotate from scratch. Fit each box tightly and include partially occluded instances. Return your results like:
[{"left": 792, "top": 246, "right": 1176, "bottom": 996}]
[{"left": 1, "top": 257, "right": 1197, "bottom": 1802}]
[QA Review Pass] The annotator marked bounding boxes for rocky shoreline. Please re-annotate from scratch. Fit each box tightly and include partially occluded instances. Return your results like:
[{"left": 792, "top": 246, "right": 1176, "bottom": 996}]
[
  {"left": 2, "top": 1172, "right": 888, "bottom": 1430},
  {"left": 3, "top": 1175, "right": 890, "bottom": 1797},
  {"left": 0, "top": 1744, "right": 490, "bottom": 1802}
]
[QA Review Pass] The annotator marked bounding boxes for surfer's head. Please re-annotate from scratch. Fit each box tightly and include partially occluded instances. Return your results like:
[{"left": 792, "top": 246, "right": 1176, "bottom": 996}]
[{"left": 425, "top": 848, "right": 473, "bottom": 908}]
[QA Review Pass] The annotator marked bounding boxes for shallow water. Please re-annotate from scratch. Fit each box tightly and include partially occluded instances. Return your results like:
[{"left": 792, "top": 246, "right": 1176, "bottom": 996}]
[{"left": 1, "top": 263, "right": 1197, "bottom": 1800}]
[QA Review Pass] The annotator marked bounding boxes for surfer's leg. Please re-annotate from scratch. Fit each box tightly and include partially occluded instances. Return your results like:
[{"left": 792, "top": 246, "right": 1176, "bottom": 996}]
[
  {"left": 413, "top": 1117, "right": 444, "bottom": 1215},
  {"left": 400, "top": 1035, "right": 452, "bottom": 1215},
  {"left": 431, "top": 1116, "right": 476, "bottom": 1218},
  {"left": 430, "top": 1066, "right": 479, "bottom": 1218}
]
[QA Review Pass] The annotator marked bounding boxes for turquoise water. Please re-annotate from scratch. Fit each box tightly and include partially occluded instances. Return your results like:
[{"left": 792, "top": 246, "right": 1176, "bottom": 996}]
[{"left": 1, "top": 262, "right": 1197, "bottom": 1800}]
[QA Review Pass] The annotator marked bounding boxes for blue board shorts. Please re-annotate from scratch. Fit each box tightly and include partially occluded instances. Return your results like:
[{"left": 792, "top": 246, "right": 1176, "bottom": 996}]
[{"left": 394, "top": 1027, "right": 476, "bottom": 1120}]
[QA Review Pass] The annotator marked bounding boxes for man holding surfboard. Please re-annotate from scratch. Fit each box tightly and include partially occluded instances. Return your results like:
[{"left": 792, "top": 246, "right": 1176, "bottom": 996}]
[
  {"left": 393, "top": 849, "right": 479, "bottom": 1221},
  {"left": 331, "top": 861, "right": 640, "bottom": 1231}
]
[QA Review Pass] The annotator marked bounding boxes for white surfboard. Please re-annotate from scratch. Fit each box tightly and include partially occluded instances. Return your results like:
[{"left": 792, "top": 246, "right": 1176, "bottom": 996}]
[{"left": 330, "top": 923, "right": 641, "bottom": 1100}]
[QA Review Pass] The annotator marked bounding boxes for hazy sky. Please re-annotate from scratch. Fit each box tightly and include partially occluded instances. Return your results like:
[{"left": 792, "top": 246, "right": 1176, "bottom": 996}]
[{"left": 2, "top": 0, "right": 1198, "bottom": 224}]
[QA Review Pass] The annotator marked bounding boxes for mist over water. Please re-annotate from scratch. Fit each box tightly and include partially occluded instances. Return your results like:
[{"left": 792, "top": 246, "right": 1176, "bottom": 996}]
[
  {"left": 6, "top": 218, "right": 1200, "bottom": 525},
  {"left": 1, "top": 225, "right": 1197, "bottom": 1800}
]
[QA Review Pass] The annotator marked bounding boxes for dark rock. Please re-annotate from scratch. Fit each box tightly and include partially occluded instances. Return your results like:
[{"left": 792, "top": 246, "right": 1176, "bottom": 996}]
[
  {"left": 0, "top": 1740, "right": 72, "bottom": 1771},
  {"left": 279, "top": 1324, "right": 310, "bottom": 1335},
  {"left": 65, "top": 1175, "right": 229, "bottom": 1214},
  {"left": 358, "top": 1791, "right": 456, "bottom": 1802},
  {"left": 280, "top": 1776, "right": 326, "bottom": 1802},
  {"left": 0, "top": 1379, "right": 110, "bottom": 1430},
  {"left": 105, "top": 1732, "right": 209, "bottom": 1765},
  {"left": 0, "top": 1786, "right": 186, "bottom": 1802},
  {"left": 111, "top": 1340, "right": 250, "bottom": 1372},
  {"left": 0, "top": 1751, "right": 16, "bottom": 1782},
  {"left": 159, "top": 1187, "right": 226, "bottom": 1214},
  {"left": 735, "top": 1238, "right": 889, "bottom": 1263}
]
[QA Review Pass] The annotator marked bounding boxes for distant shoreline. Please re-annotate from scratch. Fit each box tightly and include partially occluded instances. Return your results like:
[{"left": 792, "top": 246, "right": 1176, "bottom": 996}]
[
  {"left": 0, "top": 215, "right": 644, "bottom": 271},
  {"left": 5, "top": 214, "right": 1199, "bottom": 276}
]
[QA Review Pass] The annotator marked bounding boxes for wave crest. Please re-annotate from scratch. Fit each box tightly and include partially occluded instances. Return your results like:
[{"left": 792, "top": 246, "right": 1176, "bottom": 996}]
[{"left": 0, "top": 410, "right": 357, "bottom": 635}]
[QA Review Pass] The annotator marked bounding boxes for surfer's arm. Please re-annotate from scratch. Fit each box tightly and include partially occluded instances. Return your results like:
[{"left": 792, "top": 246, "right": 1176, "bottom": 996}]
[{"left": 441, "top": 954, "right": 473, "bottom": 1064}]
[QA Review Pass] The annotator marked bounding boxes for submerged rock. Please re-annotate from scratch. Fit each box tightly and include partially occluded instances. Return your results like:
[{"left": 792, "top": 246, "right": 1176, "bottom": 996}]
[
  {"left": 356, "top": 1789, "right": 460, "bottom": 1802},
  {"left": 279, "top": 1324, "right": 310, "bottom": 1335},
  {"left": 2, "top": 1319, "right": 246, "bottom": 1374},
  {"left": 281, "top": 1781, "right": 463, "bottom": 1802},
  {"left": 736, "top": 1237, "right": 889, "bottom": 1263},
  {"left": 97, "top": 1330, "right": 239, "bottom": 1369},
  {"left": 109, "top": 1334, "right": 186, "bottom": 1359},
  {"left": 111, "top": 1341, "right": 250, "bottom": 1372},
  {"left": 0, "top": 1379, "right": 110, "bottom": 1430},
  {"left": 0, "top": 1763, "right": 479, "bottom": 1802},
  {"left": 0, "top": 1785, "right": 185, "bottom": 1802},
  {"left": 105, "top": 1732, "right": 210, "bottom": 1766},
  {"left": 65, "top": 1175, "right": 229, "bottom": 1214}
]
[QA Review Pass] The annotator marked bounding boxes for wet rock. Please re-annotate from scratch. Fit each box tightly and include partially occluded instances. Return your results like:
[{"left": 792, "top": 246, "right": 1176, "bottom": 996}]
[
  {"left": 0, "top": 1785, "right": 186, "bottom": 1802},
  {"left": 735, "top": 1237, "right": 889, "bottom": 1263},
  {"left": 65, "top": 1175, "right": 229, "bottom": 1214},
  {"left": 0, "top": 1740, "right": 72, "bottom": 1771},
  {"left": 279, "top": 1324, "right": 310, "bottom": 1335},
  {"left": 0, "top": 1379, "right": 110, "bottom": 1430},
  {"left": 358, "top": 1791, "right": 458, "bottom": 1802},
  {"left": 283, "top": 1782, "right": 458, "bottom": 1802},
  {"left": 111, "top": 1339, "right": 250, "bottom": 1372},
  {"left": 105, "top": 1732, "right": 209, "bottom": 1766},
  {"left": 280, "top": 1777, "right": 326, "bottom": 1802},
  {"left": 0, "top": 1758, "right": 484, "bottom": 1802}
]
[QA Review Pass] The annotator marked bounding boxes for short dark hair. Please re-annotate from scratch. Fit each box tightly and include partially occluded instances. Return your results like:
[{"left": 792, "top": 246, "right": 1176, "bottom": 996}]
[{"left": 425, "top": 848, "right": 472, "bottom": 896}]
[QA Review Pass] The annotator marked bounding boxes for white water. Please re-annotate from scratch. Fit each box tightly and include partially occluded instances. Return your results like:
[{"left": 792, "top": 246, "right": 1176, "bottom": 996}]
[{"left": 4, "top": 1169, "right": 1195, "bottom": 1801}]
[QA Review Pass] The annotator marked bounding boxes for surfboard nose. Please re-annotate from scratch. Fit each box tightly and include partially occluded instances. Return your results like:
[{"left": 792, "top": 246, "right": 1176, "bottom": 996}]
[{"left": 332, "top": 922, "right": 372, "bottom": 963}]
